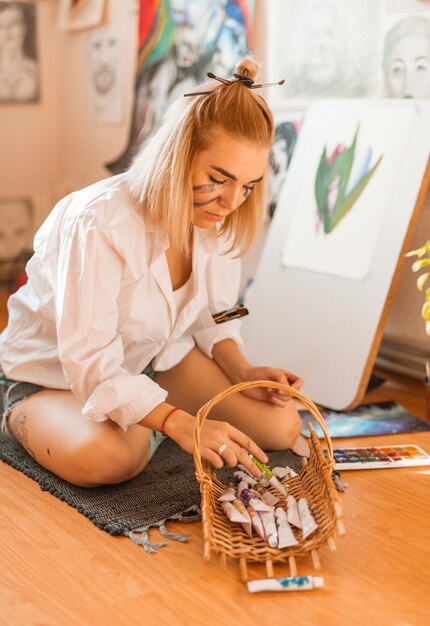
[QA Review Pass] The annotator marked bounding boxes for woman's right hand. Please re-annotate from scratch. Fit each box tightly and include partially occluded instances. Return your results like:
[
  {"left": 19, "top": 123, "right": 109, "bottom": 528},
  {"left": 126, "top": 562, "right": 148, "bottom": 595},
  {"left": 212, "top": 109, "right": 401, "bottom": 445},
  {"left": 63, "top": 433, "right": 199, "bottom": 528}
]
[{"left": 164, "top": 409, "right": 268, "bottom": 477}]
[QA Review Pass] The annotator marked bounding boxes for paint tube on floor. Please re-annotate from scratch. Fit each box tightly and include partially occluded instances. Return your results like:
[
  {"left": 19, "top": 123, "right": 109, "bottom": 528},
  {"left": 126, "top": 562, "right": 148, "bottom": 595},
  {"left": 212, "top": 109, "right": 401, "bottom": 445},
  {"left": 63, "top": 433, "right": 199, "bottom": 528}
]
[
  {"left": 285, "top": 495, "right": 302, "bottom": 529},
  {"left": 247, "top": 507, "right": 265, "bottom": 541},
  {"left": 218, "top": 485, "right": 236, "bottom": 502},
  {"left": 247, "top": 576, "right": 324, "bottom": 593},
  {"left": 221, "top": 501, "right": 249, "bottom": 524},
  {"left": 257, "top": 509, "right": 278, "bottom": 548},
  {"left": 249, "top": 455, "right": 287, "bottom": 496},
  {"left": 253, "top": 483, "right": 280, "bottom": 507},
  {"left": 275, "top": 507, "right": 298, "bottom": 548},
  {"left": 232, "top": 499, "right": 253, "bottom": 537},
  {"left": 273, "top": 466, "right": 298, "bottom": 479},
  {"left": 233, "top": 470, "right": 257, "bottom": 487},
  {"left": 298, "top": 498, "right": 318, "bottom": 539},
  {"left": 239, "top": 486, "right": 273, "bottom": 511}
]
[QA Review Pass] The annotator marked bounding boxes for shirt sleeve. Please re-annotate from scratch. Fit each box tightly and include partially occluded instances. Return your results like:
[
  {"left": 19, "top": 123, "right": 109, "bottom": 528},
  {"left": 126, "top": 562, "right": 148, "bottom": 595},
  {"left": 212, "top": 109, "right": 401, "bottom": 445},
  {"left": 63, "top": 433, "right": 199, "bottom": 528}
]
[
  {"left": 193, "top": 251, "right": 244, "bottom": 358},
  {"left": 55, "top": 212, "right": 167, "bottom": 431}
]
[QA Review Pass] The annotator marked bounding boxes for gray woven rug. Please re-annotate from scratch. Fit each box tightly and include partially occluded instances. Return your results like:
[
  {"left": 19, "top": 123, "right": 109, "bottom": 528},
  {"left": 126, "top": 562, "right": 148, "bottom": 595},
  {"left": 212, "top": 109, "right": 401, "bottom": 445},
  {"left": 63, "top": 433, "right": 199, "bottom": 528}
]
[{"left": 0, "top": 432, "right": 303, "bottom": 552}]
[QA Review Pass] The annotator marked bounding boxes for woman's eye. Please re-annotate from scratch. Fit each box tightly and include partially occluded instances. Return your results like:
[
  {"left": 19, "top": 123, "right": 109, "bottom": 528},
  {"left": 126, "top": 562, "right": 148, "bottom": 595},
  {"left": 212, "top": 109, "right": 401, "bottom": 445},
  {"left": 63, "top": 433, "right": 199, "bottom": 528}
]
[
  {"left": 208, "top": 175, "right": 226, "bottom": 185},
  {"left": 243, "top": 185, "right": 254, "bottom": 197}
]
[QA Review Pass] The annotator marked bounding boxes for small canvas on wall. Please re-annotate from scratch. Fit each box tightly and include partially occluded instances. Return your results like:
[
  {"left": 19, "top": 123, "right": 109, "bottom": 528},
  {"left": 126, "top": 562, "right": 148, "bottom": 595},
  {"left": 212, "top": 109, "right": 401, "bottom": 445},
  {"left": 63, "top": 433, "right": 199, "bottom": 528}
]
[
  {"left": 86, "top": 25, "right": 124, "bottom": 124},
  {"left": 382, "top": 9, "right": 430, "bottom": 99},
  {"left": 0, "top": 198, "right": 34, "bottom": 291},
  {"left": 267, "top": 112, "right": 302, "bottom": 219},
  {"left": 266, "top": 0, "right": 383, "bottom": 104},
  {"left": 0, "top": 1, "right": 39, "bottom": 103},
  {"left": 281, "top": 100, "right": 418, "bottom": 280}
]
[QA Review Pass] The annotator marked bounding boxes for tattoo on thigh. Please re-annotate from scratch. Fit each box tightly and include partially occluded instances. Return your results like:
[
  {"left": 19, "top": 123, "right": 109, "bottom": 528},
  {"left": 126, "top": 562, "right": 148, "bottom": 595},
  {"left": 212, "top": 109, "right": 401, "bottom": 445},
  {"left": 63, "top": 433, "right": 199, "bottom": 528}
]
[{"left": 10, "top": 411, "right": 36, "bottom": 460}]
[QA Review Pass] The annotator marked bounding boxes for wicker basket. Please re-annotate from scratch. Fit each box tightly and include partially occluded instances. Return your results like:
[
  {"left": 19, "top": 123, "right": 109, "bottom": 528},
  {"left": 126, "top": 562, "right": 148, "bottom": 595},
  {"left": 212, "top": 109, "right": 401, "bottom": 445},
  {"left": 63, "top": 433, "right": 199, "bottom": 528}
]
[{"left": 193, "top": 380, "right": 345, "bottom": 582}]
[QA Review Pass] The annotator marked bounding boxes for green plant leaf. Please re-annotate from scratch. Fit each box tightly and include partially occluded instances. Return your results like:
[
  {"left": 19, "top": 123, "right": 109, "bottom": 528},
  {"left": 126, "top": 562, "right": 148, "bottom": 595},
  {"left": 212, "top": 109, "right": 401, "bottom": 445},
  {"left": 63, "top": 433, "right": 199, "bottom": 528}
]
[
  {"left": 417, "top": 273, "right": 429, "bottom": 291},
  {"left": 421, "top": 300, "right": 430, "bottom": 321},
  {"left": 412, "top": 258, "right": 430, "bottom": 272},
  {"left": 405, "top": 240, "right": 430, "bottom": 257}
]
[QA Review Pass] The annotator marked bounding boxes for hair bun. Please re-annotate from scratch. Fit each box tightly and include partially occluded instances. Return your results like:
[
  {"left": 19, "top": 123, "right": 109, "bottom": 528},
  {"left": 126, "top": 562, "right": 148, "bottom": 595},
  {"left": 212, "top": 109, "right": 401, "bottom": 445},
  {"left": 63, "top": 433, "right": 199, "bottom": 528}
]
[{"left": 233, "top": 58, "right": 260, "bottom": 82}]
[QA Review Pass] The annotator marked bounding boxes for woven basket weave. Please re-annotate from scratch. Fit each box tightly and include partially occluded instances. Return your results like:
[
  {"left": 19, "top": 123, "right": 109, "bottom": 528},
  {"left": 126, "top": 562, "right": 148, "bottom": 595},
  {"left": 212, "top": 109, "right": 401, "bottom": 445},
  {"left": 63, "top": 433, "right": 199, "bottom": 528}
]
[{"left": 193, "top": 380, "right": 345, "bottom": 582}]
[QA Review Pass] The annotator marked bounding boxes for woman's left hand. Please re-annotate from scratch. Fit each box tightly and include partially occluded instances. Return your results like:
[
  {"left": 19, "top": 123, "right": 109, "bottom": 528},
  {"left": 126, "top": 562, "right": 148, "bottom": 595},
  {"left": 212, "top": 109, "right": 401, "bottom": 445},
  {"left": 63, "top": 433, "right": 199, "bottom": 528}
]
[{"left": 237, "top": 366, "right": 303, "bottom": 406}]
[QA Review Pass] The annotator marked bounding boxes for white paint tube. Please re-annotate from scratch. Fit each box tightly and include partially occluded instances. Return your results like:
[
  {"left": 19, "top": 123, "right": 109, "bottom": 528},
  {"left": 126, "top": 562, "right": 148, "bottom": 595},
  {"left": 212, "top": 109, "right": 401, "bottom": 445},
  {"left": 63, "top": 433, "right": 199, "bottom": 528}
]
[
  {"left": 218, "top": 486, "right": 236, "bottom": 502},
  {"left": 273, "top": 466, "right": 298, "bottom": 479},
  {"left": 253, "top": 484, "right": 280, "bottom": 507},
  {"left": 285, "top": 495, "right": 302, "bottom": 529},
  {"left": 237, "top": 464, "right": 254, "bottom": 477},
  {"left": 247, "top": 507, "right": 265, "bottom": 541},
  {"left": 298, "top": 498, "right": 318, "bottom": 539},
  {"left": 257, "top": 509, "right": 278, "bottom": 548},
  {"left": 221, "top": 501, "right": 248, "bottom": 524},
  {"left": 275, "top": 507, "right": 298, "bottom": 548},
  {"left": 239, "top": 487, "right": 273, "bottom": 511},
  {"left": 237, "top": 480, "right": 249, "bottom": 498},
  {"left": 249, "top": 455, "right": 287, "bottom": 496},
  {"left": 247, "top": 576, "right": 324, "bottom": 593},
  {"left": 232, "top": 499, "right": 252, "bottom": 537},
  {"left": 233, "top": 470, "right": 256, "bottom": 486}
]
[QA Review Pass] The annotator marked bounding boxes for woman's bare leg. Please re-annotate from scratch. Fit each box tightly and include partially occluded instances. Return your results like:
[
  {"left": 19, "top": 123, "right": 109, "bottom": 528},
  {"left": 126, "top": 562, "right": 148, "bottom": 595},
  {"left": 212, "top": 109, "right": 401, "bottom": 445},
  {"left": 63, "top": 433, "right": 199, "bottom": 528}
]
[
  {"left": 154, "top": 347, "right": 302, "bottom": 450},
  {"left": 8, "top": 389, "right": 152, "bottom": 487}
]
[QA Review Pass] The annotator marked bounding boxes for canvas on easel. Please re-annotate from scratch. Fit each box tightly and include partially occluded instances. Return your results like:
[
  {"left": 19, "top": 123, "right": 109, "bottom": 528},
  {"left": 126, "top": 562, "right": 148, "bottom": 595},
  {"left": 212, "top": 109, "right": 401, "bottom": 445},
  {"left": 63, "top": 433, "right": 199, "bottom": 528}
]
[{"left": 242, "top": 99, "right": 430, "bottom": 410}]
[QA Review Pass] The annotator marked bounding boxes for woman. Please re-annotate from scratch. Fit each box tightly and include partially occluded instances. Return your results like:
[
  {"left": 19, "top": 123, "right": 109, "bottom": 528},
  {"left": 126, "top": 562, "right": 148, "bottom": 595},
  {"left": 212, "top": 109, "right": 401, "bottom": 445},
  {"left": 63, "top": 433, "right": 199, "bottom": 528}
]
[{"left": 0, "top": 59, "right": 303, "bottom": 487}]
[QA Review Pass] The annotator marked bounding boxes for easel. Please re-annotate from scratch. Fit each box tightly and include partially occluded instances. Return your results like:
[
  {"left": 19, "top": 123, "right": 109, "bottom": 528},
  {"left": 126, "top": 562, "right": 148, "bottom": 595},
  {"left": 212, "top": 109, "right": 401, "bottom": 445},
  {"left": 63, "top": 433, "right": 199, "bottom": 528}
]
[{"left": 242, "top": 99, "right": 430, "bottom": 410}]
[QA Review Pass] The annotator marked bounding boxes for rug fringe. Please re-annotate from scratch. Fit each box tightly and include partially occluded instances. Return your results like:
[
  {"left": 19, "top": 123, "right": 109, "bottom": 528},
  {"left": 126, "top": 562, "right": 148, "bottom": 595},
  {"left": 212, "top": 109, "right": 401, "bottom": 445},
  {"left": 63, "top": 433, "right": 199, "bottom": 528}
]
[
  {"left": 125, "top": 529, "right": 166, "bottom": 554},
  {"left": 126, "top": 505, "right": 201, "bottom": 553}
]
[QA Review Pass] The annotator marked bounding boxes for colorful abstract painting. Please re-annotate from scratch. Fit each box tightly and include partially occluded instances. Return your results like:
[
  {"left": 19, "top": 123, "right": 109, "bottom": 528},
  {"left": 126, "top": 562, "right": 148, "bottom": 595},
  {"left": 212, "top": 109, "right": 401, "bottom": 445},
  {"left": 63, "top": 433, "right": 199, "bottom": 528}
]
[
  {"left": 281, "top": 100, "right": 417, "bottom": 280},
  {"left": 300, "top": 402, "right": 430, "bottom": 438},
  {"left": 315, "top": 124, "right": 383, "bottom": 234},
  {"left": 107, "top": 0, "right": 251, "bottom": 173}
]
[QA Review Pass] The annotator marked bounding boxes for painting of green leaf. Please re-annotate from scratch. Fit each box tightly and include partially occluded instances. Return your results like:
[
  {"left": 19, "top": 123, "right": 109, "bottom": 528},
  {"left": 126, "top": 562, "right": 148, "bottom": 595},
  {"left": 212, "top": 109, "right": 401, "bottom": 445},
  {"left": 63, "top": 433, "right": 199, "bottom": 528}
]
[{"left": 315, "top": 124, "right": 383, "bottom": 234}]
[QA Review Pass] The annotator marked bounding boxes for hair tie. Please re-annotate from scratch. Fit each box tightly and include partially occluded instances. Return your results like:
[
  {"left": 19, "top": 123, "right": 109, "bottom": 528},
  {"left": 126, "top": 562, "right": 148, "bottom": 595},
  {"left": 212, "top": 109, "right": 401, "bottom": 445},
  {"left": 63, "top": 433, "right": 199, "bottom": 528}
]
[{"left": 183, "top": 72, "right": 285, "bottom": 97}]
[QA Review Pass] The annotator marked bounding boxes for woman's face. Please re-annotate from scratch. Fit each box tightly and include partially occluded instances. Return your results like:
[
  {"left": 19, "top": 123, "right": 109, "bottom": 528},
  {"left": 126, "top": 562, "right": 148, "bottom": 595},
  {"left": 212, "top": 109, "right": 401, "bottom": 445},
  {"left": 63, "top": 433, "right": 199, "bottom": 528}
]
[
  {"left": 191, "top": 129, "right": 269, "bottom": 229},
  {"left": 385, "top": 34, "right": 430, "bottom": 98}
]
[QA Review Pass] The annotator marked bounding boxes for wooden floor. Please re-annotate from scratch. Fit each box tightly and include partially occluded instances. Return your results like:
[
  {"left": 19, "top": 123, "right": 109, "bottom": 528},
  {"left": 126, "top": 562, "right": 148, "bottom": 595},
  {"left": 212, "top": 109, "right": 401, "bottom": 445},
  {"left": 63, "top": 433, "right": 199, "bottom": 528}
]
[{"left": 1, "top": 291, "right": 430, "bottom": 626}]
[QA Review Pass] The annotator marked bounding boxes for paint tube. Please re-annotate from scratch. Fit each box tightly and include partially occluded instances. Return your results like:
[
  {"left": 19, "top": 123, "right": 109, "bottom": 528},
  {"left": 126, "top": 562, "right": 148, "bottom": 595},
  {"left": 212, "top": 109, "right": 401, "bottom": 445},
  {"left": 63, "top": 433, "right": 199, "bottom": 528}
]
[
  {"left": 237, "top": 464, "right": 254, "bottom": 477},
  {"left": 233, "top": 470, "right": 256, "bottom": 487},
  {"left": 237, "top": 480, "right": 250, "bottom": 498},
  {"left": 273, "top": 466, "right": 298, "bottom": 479},
  {"left": 249, "top": 455, "right": 287, "bottom": 496},
  {"left": 275, "top": 507, "right": 298, "bottom": 548},
  {"left": 285, "top": 495, "right": 302, "bottom": 529},
  {"left": 218, "top": 486, "right": 237, "bottom": 502},
  {"left": 298, "top": 498, "right": 318, "bottom": 539},
  {"left": 253, "top": 483, "right": 280, "bottom": 507},
  {"left": 232, "top": 499, "right": 252, "bottom": 537},
  {"left": 221, "top": 501, "right": 248, "bottom": 524},
  {"left": 258, "top": 509, "right": 278, "bottom": 548},
  {"left": 239, "top": 487, "right": 273, "bottom": 511},
  {"left": 247, "top": 576, "right": 324, "bottom": 593},
  {"left": 247, "top": 507, "right": 265, "bottom": 541}
]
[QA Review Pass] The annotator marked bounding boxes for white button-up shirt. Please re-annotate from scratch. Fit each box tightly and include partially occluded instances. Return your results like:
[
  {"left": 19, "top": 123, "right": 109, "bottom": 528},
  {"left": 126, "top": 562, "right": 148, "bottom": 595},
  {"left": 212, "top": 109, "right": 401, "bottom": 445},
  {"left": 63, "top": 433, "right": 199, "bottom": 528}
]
[{"left": 0, "top": 174, "right": 243, "bottom": 430}]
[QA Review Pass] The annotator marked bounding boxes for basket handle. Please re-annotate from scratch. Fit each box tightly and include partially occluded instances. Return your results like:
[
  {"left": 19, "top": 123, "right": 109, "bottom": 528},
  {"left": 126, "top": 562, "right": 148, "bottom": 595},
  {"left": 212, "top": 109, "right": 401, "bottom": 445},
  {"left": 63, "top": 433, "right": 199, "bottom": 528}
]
[{"left": 193, "top": 380, "right": 334, "bottom": 483}]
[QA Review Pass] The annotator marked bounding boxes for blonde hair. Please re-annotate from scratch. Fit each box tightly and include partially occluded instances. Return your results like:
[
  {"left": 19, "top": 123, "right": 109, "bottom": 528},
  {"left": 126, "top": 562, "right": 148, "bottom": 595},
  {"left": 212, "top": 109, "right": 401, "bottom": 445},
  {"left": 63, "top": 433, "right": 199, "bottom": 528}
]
[{"left": 127, "top": 58, "right": 274, "bottom": 256}]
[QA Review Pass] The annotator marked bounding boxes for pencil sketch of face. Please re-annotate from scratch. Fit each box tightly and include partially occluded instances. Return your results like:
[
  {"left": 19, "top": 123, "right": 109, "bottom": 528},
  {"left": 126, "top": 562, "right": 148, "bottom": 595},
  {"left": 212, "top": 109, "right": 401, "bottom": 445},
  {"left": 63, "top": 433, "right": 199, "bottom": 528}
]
[
  {"left": 383, "top": 16, "right": 430, "bottom": 98},
  {"left": 88, "top": 27, "right": 118, "bottom": 95},
  {"left": 0, "top": 199, "right": 33, "bottom": 280},
  {"left": 169, "top": 0, "right": 227, "bottom": 67},
  {"left": 303, "top": 1, "right": 343, "bottom": 88},
  {"left": 0, "top": 2, "right": 39, "bottom": 102}
]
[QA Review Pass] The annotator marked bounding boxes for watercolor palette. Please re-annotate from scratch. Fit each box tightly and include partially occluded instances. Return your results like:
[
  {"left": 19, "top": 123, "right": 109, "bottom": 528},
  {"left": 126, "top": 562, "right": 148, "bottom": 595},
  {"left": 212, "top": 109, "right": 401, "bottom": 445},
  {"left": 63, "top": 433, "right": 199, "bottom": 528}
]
[{"left": 329, "top": 445, "right": 430, "bottom": 470}]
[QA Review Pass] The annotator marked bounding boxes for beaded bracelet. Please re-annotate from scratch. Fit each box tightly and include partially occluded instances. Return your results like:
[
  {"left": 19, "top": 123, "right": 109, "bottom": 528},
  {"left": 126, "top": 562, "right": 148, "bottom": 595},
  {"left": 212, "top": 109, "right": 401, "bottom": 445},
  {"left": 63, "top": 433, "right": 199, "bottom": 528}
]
[{"left": 160, "top": 407, "right": 181, "bottom": 436}]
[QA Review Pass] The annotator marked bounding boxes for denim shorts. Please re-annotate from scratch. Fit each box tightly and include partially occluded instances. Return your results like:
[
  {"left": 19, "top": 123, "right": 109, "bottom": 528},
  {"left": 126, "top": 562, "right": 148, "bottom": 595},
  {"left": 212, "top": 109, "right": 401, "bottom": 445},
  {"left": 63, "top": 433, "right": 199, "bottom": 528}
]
[{"left": 0, "top": 363, "right": 165, "bottom": 457}]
